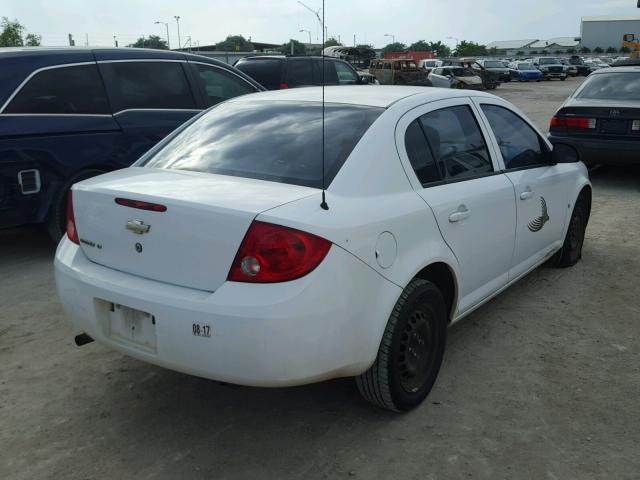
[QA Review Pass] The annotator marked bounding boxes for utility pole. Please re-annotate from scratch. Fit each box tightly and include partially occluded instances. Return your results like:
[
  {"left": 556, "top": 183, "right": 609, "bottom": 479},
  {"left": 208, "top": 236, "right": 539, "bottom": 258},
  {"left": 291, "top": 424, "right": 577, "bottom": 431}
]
[
  {"left": 300, "top": 28, "right": 312, "bottom": 46},
  {"left": 298, "top": 1, "right": 325, "bottom": 43},
  {"left": 85, "top": 33, "right": 89, "bottom": 46},
  {"left": 113, "top": 35, "right": 118, "bottom": 47},
  {"left": 155, "top": 21, "right": 170, "bottom": 49},
  {"left": 174, "top": 16, "right": 181, "bottom": 49}
]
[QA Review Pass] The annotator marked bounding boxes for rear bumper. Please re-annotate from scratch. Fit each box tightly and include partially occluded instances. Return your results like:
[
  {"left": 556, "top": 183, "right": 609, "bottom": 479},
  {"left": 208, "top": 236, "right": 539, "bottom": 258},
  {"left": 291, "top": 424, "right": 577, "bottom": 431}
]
[
  {"left": 549, "top": 135, "right": 640, "bottom": 165},
  {"left": 54, "top": 238, "right": 401, "bottom": 387}
]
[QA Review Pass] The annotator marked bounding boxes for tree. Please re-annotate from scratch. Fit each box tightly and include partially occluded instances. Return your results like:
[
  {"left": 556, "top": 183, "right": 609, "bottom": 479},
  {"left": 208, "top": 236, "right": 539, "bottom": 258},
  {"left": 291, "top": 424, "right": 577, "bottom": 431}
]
[
  {"left": 580, "top": 46, "right": 591, "bottom": 54},
  {"left": 280, "top": 39, "right": 306, "bottom": 55},
  {"left": 516, "top": 50, "right": 525, "bottom": 56},
  {"left": 25, "top": 33, "right": 41, "bottom": 46},
  {"left": 323, "top": 37, "right": 342, "bottom": 48},
  {"left": 542, "top": 49, "right": 549, "bottom": 55},
  {"left": 426, "top": 41, "right": 451, "bottom": 58},
  {"left": 593, "top": 46, "right": 604, "bottom": 54},
  {"left": 409, "top": 40, "right": 430, "bottom": 51},
  {"left": 0, "top": 17, "right": 24, "bottom": 47},
  {"left": 620, "top": 46, "right": 631, "bottom": 54},
  {"left": 567, "top": 48, "right": 577, "bottom": 54},
  {"left": 128, "top": 35, "right": 168, "bottom": 50},
  {"left": 382, "top": 42, "right": 407, "bottom": 54},
  {"left": 605, "top": 46, "right": 617, "bottom": 54},
  {"left": 453, "top": 40, "right": 487, "bottom": 57},
  {"left": 355, "top": 44, "right": 373, "bottom": 50},
  {"left": 530, "top": 50, "right": 538, "bottom": 55},
  {"left": 216, "top": 35, "right": 254, "bottom": 52},
  {"left": 553, "top": 50, "right": 562, "bottom": 55}
]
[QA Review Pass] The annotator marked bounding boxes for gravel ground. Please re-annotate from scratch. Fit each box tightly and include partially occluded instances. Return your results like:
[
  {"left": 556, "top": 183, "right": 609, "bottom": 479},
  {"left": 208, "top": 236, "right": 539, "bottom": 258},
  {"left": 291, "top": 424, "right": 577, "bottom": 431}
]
[{"left": 2, "top": 76, "right": 639, "bottom": 480}]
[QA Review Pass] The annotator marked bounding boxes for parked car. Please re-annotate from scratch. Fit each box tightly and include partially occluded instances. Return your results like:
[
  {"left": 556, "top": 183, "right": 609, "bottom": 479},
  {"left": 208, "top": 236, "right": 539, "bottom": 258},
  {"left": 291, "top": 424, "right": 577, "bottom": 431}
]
[
  {"left": 549, "top": 66, "right": 640, "bottom": 165},
  {"left": 417, "top": 59, "right": 443, "bottom": 74},
  {"left": 476, "top": 59, "right": 511, "bottom": 82},
  {"left": 428, "top": 66, "right": 484, "bottom": 89},
  {"left": 0, "top": 48, "right": 263, "bottom": 241},
  {"left": 234, "top": 55, "right": 369, "bottom": 90},
  {"left": 509, "top": 62, "right": 543, "bottom": 82},
  {"left": 560, "top": 59, "right": 578, "bottom": 77},
  {"left": 444, "top": 58, "right": 502, "bottom": 89},
  {"left": 569, "top": 56, "right": 591, "bottom": 76},
  {"left": 369, "top": 59, "right": 431, "bottom": 85},
  {"left": 55, "top": 86, "right": 591, "bottom": 412},
  {"left": 584, "top": 59, "right": 605, "bottom": 73},
  {"left": 532, "top": 57, "right": 568, "bottom": 80}
]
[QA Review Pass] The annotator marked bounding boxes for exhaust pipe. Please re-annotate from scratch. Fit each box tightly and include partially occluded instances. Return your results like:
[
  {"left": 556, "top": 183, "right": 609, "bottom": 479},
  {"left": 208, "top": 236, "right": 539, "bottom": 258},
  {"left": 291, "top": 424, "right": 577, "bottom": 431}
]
[{"left": 74, "top": 333, "right": 94, "bottom": 346}]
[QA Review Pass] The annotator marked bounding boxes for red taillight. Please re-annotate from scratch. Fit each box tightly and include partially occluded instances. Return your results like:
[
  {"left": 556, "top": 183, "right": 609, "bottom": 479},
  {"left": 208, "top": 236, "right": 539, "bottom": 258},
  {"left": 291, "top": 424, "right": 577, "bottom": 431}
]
[
  {"left": 66, "top": 191, "right": 79, "bottom": 244},
  {"left": 115, "top": 198, "right": 167, "bottom": 212},
  {"left": 550, "top": 116, "right": 596, "bottom": 130},
  {"left": 279, "top": 83, "right": 289, "bottom": 89},
  {"left": 228, "top": 221, "right": 331, "bottom": 283}
]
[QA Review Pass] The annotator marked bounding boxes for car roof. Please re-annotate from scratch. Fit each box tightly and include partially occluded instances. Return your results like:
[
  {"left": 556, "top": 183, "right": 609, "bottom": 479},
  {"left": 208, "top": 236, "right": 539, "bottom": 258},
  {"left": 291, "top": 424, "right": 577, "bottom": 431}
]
[
  {"left": 228, "top": 85, "right": 496, "bottom": 108},
  {"left": 591, "top": 66, "right": 640, "bottom": 74}
]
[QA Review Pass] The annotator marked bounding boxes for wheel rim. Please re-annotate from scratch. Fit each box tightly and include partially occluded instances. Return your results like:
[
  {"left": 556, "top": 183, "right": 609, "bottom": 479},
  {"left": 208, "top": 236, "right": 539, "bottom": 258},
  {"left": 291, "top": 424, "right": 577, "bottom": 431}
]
[{"left": 398, "top": 306, "right": 437, "bottom": 393}]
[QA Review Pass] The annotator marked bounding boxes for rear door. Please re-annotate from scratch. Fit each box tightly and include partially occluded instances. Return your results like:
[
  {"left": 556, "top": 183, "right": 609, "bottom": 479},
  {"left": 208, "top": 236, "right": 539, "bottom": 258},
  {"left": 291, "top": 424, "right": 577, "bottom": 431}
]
[
  {"left": 474, "top": 98, "right": 572, "bottom": 279},
  {"left": 396, "top": 98, "right": 516, "bottom": 314},
  {"left": 98, "top": 59, "right": 200, "bottom": 163}
]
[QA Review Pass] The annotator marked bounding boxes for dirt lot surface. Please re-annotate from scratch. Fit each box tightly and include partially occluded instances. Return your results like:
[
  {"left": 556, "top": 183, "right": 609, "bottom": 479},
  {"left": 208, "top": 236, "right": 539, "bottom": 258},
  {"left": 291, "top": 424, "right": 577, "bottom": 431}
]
[{"left": 2, "top": 76, "right": 639, "bottom": 480}]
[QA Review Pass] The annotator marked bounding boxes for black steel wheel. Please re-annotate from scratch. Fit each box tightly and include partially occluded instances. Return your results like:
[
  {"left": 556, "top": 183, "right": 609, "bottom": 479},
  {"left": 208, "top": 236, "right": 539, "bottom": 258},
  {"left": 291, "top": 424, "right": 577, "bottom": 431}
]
[
  {"left": 550, "top": 192, "right": 590, "bottom": 268},
  {"left": 356, "top": 278, "right": 448, "bottom": 411}
]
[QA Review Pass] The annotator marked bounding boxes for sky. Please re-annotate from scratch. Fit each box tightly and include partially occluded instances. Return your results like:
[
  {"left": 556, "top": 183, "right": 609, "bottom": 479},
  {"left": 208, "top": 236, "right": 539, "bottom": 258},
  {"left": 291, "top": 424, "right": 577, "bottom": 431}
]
[{"left": 2, "top": 0, "right": 639, "bottom": 49}]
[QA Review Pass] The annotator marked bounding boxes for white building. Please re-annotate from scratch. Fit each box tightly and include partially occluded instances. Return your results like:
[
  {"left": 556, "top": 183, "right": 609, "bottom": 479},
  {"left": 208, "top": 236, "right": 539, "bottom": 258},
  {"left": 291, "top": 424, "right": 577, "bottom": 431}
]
[
  {"left": 486, "top": 37, "right": 579, "bottom": 56},
  {"left": 580, "top": 16, "right": 640, "bottom": 50}
]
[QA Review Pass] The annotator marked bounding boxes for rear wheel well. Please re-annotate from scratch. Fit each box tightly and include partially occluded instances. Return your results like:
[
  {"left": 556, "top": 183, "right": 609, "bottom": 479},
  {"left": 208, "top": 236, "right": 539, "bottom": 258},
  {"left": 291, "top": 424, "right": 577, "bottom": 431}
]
[
  {"left": 578, "top": 185, "right": 592, "bottom": 220},
  {"left": 414, "top": 263, "right": 457, "bottom": 322}
]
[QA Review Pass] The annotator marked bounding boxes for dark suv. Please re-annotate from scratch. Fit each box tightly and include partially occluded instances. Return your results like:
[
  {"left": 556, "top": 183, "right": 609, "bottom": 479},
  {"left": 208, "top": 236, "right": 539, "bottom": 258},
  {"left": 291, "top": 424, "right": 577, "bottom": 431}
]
[
  {"left": 0, "top": 48, "right": 262, "bottom": 240},
  {"left": 234, "top": 55, "right": 368, "bottom": 90}
]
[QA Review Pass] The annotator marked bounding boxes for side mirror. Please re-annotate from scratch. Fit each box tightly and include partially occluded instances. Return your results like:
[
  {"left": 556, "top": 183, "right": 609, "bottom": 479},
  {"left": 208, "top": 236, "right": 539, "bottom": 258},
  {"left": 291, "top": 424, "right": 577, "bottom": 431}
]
[
  {"left": 552, "top": 143, "right": 580, "bottom": 163},
  {"left": 360, "top": 75, "right": 370, "bottom": 85}
]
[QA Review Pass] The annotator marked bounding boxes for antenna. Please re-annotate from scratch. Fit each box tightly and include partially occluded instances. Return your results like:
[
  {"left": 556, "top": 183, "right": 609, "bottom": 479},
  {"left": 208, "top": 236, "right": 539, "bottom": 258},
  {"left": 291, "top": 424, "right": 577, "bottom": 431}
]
[{"left": 320, "top": 0, "right": 329, "bottom": 210}]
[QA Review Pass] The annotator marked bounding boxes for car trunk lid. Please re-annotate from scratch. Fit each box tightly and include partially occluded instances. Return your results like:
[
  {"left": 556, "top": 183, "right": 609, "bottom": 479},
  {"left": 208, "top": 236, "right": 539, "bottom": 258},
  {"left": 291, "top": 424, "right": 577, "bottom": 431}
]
[{"left": 72, "top": 168, "right": 317, "bottom": 291}]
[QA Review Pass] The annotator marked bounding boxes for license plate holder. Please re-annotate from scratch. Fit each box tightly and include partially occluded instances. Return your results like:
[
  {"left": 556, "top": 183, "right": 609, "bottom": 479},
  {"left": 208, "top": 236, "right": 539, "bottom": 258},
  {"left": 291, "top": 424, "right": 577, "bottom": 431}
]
[
  {"left": 600, "top": 119, "right": 627, "bottom": 134},
  {"left": 96, "top": 299, "right": 157, "bottom": 353}
]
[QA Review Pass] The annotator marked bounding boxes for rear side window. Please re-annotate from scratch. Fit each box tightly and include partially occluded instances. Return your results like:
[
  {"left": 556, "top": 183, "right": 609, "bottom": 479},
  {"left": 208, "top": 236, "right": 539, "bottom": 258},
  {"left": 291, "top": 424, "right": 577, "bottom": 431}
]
[
  {"left": 287, "top": 59, "right": 313, "bottom": 87},
  {"left": 191, "top": 63, "right": 256, "bottom": 107},
  {"left": 143, "top": 101, "right": 383, "bottom": 188},
  {"left": 419, "top": 105, "right": 492, "bottom": 180},
  {"left": 4, "top": 64, "right": 109, "bottom": 114},
  {"left": 235, "top": 59, "right": 284, "bottom": 89},
  {"left": 404, "top": 120, "right": 441, "bottom": 185},
  {"left": 100, "top": 61, "right": 195, "bottom": 111},
  {"left": 312, "top": 60, "right": 339, "bottom": 85}
]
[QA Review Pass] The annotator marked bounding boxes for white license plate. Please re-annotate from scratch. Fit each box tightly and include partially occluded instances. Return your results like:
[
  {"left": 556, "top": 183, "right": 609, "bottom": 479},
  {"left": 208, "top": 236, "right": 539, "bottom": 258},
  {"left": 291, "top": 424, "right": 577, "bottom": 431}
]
[{"left": 192, "top": 323, "right": 211, "bottom": 338}]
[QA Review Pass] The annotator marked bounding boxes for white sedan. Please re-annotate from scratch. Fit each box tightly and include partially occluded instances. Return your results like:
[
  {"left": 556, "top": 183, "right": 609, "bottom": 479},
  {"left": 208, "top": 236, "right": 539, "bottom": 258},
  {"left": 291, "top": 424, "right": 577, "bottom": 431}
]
[{"left": 55, "top": 86, "right": 591, "bottom": 411}]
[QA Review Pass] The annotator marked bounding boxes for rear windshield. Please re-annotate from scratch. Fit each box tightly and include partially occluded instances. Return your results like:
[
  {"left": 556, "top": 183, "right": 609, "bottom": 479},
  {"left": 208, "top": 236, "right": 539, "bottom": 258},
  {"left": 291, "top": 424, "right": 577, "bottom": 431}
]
[
  {"left": 235, "top": 59, "right": 283, "bottom": 88},
  {"left": 143, "top": 101, "right": 383, "bottom": 188},
  {"left": 539, "top": 58, "right": 560, "bottom": 65},
  {"left": 484, "top": 61, "right": 504, "bottom": 68},
  {"left": 451, "top": 68, "right": 475, "bottom": 77},
  {"left": 576, "top": 73, "right": 640, "bottom": 101}
]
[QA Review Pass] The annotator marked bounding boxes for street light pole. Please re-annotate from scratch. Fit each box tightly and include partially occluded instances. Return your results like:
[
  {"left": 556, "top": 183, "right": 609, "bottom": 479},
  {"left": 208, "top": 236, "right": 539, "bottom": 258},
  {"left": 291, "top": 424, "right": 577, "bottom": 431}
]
[
  {"left": 154, "top": 21, "right": 170, "bottom": 49},
  {"left": 299, "top": 29, "right": 312, "bottom": 45},
  {"left": 384, "top": 33, "right": 395, "bottom": 44},
  {"left": 174, "top": 16, "right": 181, "bottom": 49},
  {"left": 447, "top": 36, "right": 460, "bottom": 53}
]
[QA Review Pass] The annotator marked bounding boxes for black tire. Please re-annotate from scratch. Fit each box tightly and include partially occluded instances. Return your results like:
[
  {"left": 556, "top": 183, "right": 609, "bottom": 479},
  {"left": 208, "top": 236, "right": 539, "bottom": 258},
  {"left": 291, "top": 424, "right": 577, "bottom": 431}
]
[
  {"left": 46, "top": 169, "right": 106, "bottom": 242},
  {"left": 550, "top": 194, "right": 589, "bottom": 268},
  {"left": 356, "top": 278, "right": 448, "bottom": 412},
  {"left": 561, "top": 77, "right": 566, "bottom": 81}
]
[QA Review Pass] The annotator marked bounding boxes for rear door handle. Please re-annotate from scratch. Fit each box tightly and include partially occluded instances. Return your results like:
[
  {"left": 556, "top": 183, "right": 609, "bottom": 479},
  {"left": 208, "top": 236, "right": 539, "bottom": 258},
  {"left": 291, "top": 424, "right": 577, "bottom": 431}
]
[
  {"left": 449, "top": 206, "right": 470, "bottom": 223},
  {"left": 520, "top": 189, "right": 534, "bottom": 200}
]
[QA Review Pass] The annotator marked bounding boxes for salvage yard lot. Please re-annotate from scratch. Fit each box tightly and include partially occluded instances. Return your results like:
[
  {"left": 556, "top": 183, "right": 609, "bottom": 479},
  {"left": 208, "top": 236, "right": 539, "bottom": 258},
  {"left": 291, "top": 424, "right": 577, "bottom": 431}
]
[{"left": 1, "top": 77, "right": 639, "bottom": 479}]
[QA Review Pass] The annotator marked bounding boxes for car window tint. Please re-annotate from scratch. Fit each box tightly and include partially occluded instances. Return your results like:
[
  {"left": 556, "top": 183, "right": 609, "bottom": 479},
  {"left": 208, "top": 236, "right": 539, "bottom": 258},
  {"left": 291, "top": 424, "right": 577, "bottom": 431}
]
[
  {"left": 192, "top": 64, "right": 255, "bottom": 107},
  {"left": 575, "top": 73, "right": 640, "bottom": 101},
  {"left": 143, "top": 101, "right": 383, "bottom": 189},
  {"left": 100, "top": 61, "right": 195, "bottom": 111},
  {"left": 287, "top": 59, "right": 313, "bottom": 86},
  {"left": 5, "top": 64, "right": 109, "bottom": 115},
  {"left": 334, "top": 62, "right": 358, "bottom": 84},
  {"left": 404, "top": 119, "right": 442, "bottom": 185},
  {"left": 235, "top": 59, "right": 283, "bottom": 89},
  {"left": 419, "top": 105, "right": 492, "bottom": 180},
  {"left": 481, "top": 104, "right": 547, "bottom": 169},
  {"left": 312, "top": 60, "right": 339, "bottom": 85}
]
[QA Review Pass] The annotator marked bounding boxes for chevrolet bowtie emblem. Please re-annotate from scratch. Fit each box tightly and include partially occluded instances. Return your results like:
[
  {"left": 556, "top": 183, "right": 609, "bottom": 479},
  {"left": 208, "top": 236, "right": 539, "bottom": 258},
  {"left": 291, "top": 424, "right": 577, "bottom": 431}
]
[{"left": 126, "top": 220, "right": 151, "bottom": 235}]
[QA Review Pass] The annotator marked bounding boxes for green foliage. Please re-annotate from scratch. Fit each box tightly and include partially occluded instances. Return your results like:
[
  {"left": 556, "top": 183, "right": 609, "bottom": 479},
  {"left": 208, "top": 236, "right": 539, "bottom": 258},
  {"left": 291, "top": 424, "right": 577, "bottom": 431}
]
[
  {"left": 0, "top": 17, "right": 24, "bottom": 47},
  {"left": 542, "top": 50, "right": 549, "bottom": 54},
  {"left": 426, "top": 41, "right": 451, "bottom": 58},
  {"left": 605, "top": 47, "right": 617, "bottom": 54},
  {"left": 593, "top": 46, "right": 604, "bottom": 54},
  {"left": 453, "top": 40, "right": 487, "bottom": 57},
  {"left": 25, "top": 33, "right": 41, "bottom": 46},
  {"left": 128, "top": 35, "right": 168, "bottom": 50},
  {"left": 553, "top": 50, "right": 562, "bottom": 55},
  {"left": 530, "top": 50, "right": 538, "bottom": 55},
  {"left": 580, "top": 46, "right": 591, "bottom": 54},
  {"left": 355, "top": 44, "right": 373, "bottom": 50},
  {"left": 620, "top": 46, "right": 631, "bottom": 53},
  {"left": 280, "top": 39, "right": 306, "bottom": 55},
  {"left": 409, "top": 40, "right": 430, "bottom": 51},
  {"left": 382, "top": 42, "right": 407, "bottom": 54},
  {"left": 323, "top": 37, "right": 341, "bottom": 48},
  {"left": 566, "top": 48, "right": 577, "bottom": 54},
  {"left": 516, "top": 50, "right": 525, "bottom": 56},
  {"left": 216, "top": 35, "right": 254, "bottom": 52}
]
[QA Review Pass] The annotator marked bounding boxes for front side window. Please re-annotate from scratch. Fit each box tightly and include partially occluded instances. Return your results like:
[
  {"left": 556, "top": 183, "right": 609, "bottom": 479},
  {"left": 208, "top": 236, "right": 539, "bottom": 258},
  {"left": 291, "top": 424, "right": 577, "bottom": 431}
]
[
  {"left": 100, "top": 61, "right": 195, "bottom": 111},
  {"left": 192, "top": 64, "right": 255, "bottom": 107},
  {"left": 481, "top": 104, "right": 547, "bottom": 169},
  {"left": 143, "top": 101, "right": 383, "bottom": 188},
  {"left": 334, "top": 62, "right": 358, "bottom": 84},
  {"left": 5, "top": 64, "right": 110, "bottom": 115},
  {"left": 419, "top": 105, "right": 493, "bottom": 180}
]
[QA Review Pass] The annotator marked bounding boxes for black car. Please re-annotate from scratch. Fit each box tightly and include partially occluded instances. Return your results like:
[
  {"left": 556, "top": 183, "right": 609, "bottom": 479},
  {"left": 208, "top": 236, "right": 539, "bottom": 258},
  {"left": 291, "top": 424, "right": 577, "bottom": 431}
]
[
  {"left": 569, "top": 56, "right": 591, "bottom": 76},
  {"left": 548, "top": 67, "right": 640, "bottom": 165},
  {"left": 476, "top": 59, "right": 511, "bottom": 82},
  {"left": 234, "top": 55, "right": 369, "bottom": 90},
  {"left": 0, "top": 48, "right": 263, "bottom": 240}
]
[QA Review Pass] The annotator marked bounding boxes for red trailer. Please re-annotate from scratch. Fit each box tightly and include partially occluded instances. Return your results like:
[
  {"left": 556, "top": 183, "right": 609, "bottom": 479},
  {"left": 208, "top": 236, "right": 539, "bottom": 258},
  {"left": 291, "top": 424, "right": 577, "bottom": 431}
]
[{"left": 384, "top": 51, "right": 436, "bottom": 61}]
